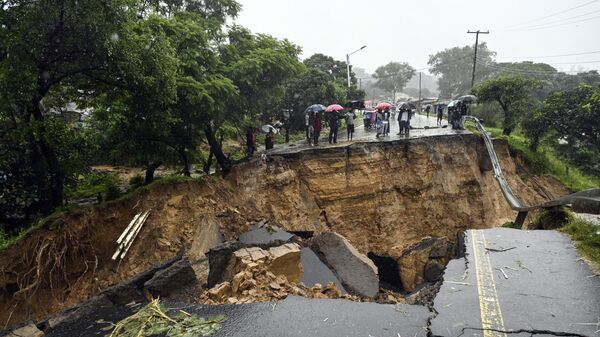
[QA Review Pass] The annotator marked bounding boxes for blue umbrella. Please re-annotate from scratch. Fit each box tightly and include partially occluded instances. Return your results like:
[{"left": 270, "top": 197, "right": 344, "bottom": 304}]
[{"left": 304, "top": 104, "right": 326, "bottom": 113}]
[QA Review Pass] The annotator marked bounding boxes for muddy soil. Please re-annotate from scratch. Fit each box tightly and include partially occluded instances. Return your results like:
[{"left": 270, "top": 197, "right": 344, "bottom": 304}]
[{"left": 0, "top": 134, "right": 567, "bottom": 325}]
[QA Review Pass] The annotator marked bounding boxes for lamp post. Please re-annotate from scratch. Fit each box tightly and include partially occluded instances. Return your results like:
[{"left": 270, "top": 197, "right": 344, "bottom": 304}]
[{"left": 346, "top": 45, "right": 366, "bottom": 87}]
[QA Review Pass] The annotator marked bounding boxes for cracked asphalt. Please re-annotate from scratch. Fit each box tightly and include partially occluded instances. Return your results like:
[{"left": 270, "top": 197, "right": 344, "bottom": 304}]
[
  {"left": 431, "top": 228, "right": 600, "bottom": 337},
  {"left": 39, "top": 228, "right": 600, "bottom": 337}
]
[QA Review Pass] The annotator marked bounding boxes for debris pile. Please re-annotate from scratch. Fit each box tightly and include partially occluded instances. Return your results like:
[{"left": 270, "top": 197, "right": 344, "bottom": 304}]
[{"left": 201, "top": 255, "right": 358, "bottom": 305}]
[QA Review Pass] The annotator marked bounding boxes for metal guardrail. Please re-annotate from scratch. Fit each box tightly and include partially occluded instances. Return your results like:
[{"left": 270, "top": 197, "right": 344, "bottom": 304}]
[{"left": 465, "top": 116, "right": 600, "bottom": 224}]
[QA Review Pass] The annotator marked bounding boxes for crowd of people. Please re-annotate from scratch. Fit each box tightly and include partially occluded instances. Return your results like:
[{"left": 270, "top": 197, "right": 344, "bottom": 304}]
[{"left": 245, "top": 100, "right": 471, "bottom": 157}]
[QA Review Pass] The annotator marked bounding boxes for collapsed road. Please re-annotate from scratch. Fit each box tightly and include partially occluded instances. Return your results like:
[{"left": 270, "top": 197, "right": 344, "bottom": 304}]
[
  {"left": 1, "top": 114, "right": 599, "bottom": 337},
  {"left": 9, "top": 227, "right": 599, "bottom": 337}
]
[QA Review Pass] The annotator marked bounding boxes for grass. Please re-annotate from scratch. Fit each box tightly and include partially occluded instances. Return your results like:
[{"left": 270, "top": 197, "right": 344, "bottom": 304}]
[
  {"left": 561, "top": 217, "right": 600, "bottom": 272},
  {"left": 471, "top": 123, "right": 599, "bottom": 191}
]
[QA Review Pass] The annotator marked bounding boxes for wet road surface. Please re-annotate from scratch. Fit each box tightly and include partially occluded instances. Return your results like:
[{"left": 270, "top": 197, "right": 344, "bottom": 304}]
[
  {"left": 431, "top": 228, "right": 600, "bottom": 336},
  {"left": 269, "top": 113, "right": 469, "bottom": 155},
  {"left": 37, "top": 228, "right": 600, "bottom": 337}
]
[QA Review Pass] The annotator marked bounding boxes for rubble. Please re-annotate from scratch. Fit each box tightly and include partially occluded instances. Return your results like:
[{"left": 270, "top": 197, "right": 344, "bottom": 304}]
[
  {"left": 310, "top": 232, "right": 379, "bottom": 298},
  {"left": 398, "top": 236, "right": 451, "bottom": 292},
  {"left": 201, "top": 259, "right": 357, "bottom": 305}
]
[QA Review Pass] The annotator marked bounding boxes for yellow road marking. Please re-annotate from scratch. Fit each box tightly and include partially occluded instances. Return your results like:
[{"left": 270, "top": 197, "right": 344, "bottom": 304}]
[{"left": 471, "top": 230, "right": 507, "bottom": 337}]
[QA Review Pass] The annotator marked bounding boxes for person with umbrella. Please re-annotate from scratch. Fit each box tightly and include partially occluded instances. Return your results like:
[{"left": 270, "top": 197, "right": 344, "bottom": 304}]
[
  {"left": 305, "top": 104, "right": 325, "bottom": 143},
  {"left": 325, "top": 104, "right": 343, "bottom": 144},
  {"left": 457, "top": 95, "right": 476, "bottom": 130},
  {"left": 311, "top": 111, "right": 323, "bottom": 146}
]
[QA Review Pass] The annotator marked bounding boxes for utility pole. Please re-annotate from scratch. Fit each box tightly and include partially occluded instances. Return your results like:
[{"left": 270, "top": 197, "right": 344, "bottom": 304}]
[{"left": 467, "top": 30, "right": 489, "bottom": 88}]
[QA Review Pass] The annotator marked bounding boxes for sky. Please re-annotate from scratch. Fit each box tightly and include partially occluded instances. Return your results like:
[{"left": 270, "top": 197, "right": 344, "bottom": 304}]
[{"left": 234, "top": 0, "right": 600, "bottom": 75}]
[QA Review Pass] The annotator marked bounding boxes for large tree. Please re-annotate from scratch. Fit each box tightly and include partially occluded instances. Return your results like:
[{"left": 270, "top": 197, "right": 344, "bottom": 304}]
[
  {"left": 372, "top": 62, "right": 415, "bottom": 102},
  {"left": 0, "top": 0, "right": 146, "bottom": 215},
  {"left": 473, "top": 74, "right": 541, "bottom": 135},
  {"left": 428, "top": 43, "right": 496, "bottom": 98}
]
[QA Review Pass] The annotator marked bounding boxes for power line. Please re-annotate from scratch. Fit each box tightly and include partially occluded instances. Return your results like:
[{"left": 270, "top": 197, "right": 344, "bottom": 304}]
[
  {"left": 497, "top": 50, "right": 600, "bottom": 59},
  {"left": 501, "top": 8, "right": 600, "bottom": 31},
  {"left": 499, "top": 14, "right": 600, "bottom": 32},
  {"left": 501, "top": 0, "right": 599, "bottom": 29}
]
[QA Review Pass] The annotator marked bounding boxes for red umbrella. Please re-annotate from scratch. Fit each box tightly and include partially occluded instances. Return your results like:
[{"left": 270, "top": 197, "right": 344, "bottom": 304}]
[
  {"left": 325, "top": 104, "right": 344, "bottom": 112},
  {"left": 375, "top": 102, "right": 392, "bottom": 110}
]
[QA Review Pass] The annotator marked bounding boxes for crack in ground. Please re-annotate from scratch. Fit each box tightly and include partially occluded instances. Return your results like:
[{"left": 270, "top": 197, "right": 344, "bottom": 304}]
[{"left": 456, "top": 327, "right": 590, "bottom": 337}]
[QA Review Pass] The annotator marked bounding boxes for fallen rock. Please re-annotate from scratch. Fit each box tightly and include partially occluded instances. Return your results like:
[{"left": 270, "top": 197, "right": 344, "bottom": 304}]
[
  {"left": 268, "top": 244, "right": 303, "bottom": 283},
  {"left": 189, "top": 220, "right": 224, "bottom": 260},
  {"left": 310, "top": 232, "right": 379, "bottom": 298},
  {"left": 143, "top": 256, "right": 197, "bottom": 297},
  {"left": 207, "top": 241, "right": 288, "bottom": 287},
  {"left": 5, "top": 323, "right": 44, "bottom": 337}
]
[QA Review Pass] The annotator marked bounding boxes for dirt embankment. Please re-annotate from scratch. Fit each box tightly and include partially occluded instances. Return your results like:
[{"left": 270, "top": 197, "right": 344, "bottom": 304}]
[{"left": 0, "top": 134, "right": 567, "bottom": 325}]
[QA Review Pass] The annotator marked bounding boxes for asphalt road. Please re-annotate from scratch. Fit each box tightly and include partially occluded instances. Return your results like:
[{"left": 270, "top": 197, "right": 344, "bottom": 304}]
[
  {"left": 269, "top": 113, "right": 469, "bottom": 155},
  {"left": 431, "top": 228, "right": 600, "bottom": 337}
]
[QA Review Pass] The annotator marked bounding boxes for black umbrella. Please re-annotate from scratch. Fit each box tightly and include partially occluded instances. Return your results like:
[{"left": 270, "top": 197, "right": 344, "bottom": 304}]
[
  {"left": 304, "top": 104, "right": 326, "bottom": 113},
  {"left": 457, "top": 95, "right": 477, "bottom": 103},
  {"left": 397, "top": 102, "right": 411, "bottom": 110}
]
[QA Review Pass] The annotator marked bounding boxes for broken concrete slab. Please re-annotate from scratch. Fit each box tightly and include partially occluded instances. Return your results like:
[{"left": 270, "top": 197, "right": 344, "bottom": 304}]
[
  {"left": 238, "top": 221, "right": 293, "bottom": 245},
  {"left": 310, "top": 232, "right": 379, "bottom": 298},
  {"left": 143, "top": 256, "right": 198, "bottom": 297},
  {"left": 299, "top": 248, "right": 347, "bottom": 294}
]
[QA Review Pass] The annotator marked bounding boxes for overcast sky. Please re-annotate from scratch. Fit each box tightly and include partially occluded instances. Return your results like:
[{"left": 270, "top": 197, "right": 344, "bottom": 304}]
[{"left": 235, "top": 0, "right": 600, "bottom": 75}]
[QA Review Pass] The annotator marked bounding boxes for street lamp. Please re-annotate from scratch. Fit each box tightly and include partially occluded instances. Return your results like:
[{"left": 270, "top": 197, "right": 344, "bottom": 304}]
[{"left": 346, "top": 45, "right": 366, "bottom": 87}]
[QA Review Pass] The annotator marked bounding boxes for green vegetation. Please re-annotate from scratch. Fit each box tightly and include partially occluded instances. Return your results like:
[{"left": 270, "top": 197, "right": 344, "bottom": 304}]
[
  {"left": 530, "top": 206, "right": 572, "bottom": 230},
  {"left": 101, "top": 298, "right": 225, "bottom": 337},
  {"left": 561, "top": 217, "right": 600, "bottom": 271},
  {"left": 482, "top": 126, "right": 599, "bottom": 191}
]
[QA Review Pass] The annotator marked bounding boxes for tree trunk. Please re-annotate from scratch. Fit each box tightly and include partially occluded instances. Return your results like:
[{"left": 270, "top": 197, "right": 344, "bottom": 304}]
[
  {"left": 144, "top": 162, "right": 161, "bottom": 184},
  {"left": 204, "top": 124, "right": 231, "bottom": 173},
  {"left": 285, "top": 126, "right": 290, "bottom": 143},
  {"left": 28, "top": 95, "right": 64, "bottom": 210},
  {"left": 203, "top": 147, "right": 214, "bottom": 174}
]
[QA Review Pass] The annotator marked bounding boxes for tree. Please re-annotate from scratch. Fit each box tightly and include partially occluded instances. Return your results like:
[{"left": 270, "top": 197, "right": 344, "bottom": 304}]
[
  {"left": 473, "top": 75, "right": 541, "bottom": 135},
  {"left": 372, "top": 62, "right": 415, "bottom": 102},
  {"left": 304, "top": 54, "right": 355, "bottom": 85},
  {"left": 284, "top": 68, "right": 348, "bottom": 131},
  {"left": 0, "top": 0, "right": 144, "bottom": 214},
  {"left": 428, "top": 43, "right": 496, "bottom": 98}
]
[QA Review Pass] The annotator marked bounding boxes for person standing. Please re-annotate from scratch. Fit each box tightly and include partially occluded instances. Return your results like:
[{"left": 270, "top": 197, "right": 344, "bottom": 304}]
[
  {"left": 436, "top": 105, "right": 444, "bottom": 126},
  {"left": 246, "top": 127, "right": 256, "bottom": 157},
  {"left": 328, "top": 111, "right": 339, "bottom": 144},
  {"left": 398, "top": 108, "right": 410, "bottom": 135},
  {"left": 383, "top": 108, "right": 391, "bottom": 136},
  {"left": 312, "top": 112, "right": 322, "bottom": 145},
  {"left": 345, "top": 109, "right": 356, "bottom": 141},
  {"left": 305, "top": 112, "right": 310, "bottom": 141},
  {"left": 265, "top": 129, "right": 275, "bottom": 150},
  {"left": 459, "top": 101, "right": 468, "bottom": 130}
]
